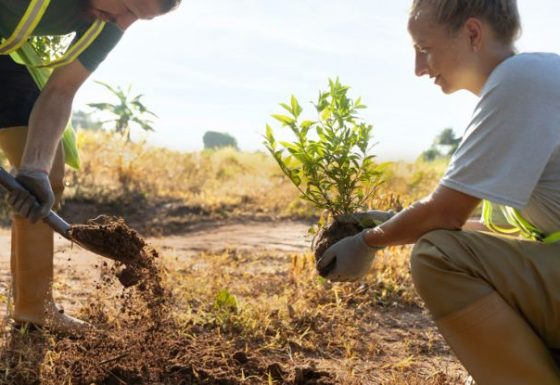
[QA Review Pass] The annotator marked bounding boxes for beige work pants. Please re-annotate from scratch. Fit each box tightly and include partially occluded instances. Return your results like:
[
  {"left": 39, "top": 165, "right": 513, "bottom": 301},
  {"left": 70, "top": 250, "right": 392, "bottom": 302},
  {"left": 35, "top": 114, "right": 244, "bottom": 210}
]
[{"left": 411, "top": 229, "right": 560, "bottom": 383}]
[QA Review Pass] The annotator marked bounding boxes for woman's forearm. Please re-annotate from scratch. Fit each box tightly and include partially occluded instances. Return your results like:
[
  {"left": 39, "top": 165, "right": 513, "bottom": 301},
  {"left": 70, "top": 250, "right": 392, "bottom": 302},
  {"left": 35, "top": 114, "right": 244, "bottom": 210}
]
[{"left": 361, "top": 186, "right": 481, "bottom": 248}]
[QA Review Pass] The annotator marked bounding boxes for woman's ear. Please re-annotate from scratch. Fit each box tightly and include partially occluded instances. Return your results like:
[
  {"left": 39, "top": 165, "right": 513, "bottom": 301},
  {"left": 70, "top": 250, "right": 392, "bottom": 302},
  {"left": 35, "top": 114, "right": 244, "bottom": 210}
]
[{"left": 464, "top": 17, "right": 483, "bottom": 52}]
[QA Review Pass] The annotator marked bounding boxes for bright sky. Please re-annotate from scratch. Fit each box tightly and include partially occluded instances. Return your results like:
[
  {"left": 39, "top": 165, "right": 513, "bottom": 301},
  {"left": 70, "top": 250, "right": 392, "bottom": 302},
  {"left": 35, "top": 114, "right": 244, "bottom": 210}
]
[{"left": 73, "top": 0, "right": 560, "bottom": 161}]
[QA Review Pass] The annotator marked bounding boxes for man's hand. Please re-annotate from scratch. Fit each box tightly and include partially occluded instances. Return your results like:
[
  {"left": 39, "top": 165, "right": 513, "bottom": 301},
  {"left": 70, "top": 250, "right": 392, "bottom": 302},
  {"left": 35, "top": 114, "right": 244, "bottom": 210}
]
[
  {"left": 316, "top": 229, "right": 383, "bottom": 282},
  {"left": 8, "top": 169, "right": 54, "bottom": 222}
]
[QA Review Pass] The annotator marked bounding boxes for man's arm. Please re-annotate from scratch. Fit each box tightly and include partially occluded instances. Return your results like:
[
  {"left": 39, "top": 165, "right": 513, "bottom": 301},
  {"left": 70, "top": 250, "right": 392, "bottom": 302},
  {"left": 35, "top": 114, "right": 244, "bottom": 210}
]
[
  {"left": 21, "top": 60, "right": 91, "bottom": 172},
  {"left": 363, "top": 184, "right": 481, "bottom": 247},
  {"left": 8, "top": 60, "right": 92, "bottom": 222}
]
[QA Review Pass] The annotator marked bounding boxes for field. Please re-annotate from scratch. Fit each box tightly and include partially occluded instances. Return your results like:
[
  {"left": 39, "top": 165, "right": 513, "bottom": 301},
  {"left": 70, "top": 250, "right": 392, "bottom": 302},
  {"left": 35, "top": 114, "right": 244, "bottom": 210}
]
[{"left": 0, "top": 131, "right": 468, "bottom": 384}]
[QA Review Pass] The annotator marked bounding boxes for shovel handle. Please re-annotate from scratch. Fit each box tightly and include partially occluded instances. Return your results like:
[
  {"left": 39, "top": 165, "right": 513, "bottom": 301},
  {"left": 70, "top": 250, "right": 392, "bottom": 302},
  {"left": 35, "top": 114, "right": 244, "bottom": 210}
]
[
  {"left": 0, "top": 167, "right": 24, "bottom": 193},
  {"left": 0, "top": 167, "right": 71, "bottom": 238}
]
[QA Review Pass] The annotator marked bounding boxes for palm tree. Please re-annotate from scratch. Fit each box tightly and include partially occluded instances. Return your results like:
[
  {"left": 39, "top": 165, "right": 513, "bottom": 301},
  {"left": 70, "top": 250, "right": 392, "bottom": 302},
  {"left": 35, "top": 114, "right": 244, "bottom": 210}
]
[{"left": 88, "top": 81, "right": 158, "bottom": 141}]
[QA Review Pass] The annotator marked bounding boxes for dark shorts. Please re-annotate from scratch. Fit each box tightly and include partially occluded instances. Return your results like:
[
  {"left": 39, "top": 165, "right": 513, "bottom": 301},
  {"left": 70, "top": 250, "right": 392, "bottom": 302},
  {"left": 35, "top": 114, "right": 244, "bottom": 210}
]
[{"left": 0, "top": 55, "right": 40, "bottom": 128}]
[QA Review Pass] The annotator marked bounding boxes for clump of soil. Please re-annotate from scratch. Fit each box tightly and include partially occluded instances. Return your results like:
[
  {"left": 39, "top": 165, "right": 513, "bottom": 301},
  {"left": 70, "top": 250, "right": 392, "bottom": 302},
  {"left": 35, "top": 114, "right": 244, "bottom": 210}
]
[
  {"left": 68, "top": 216, "right": 146, "bottom": 266},
  {"left": 312, "top": 219, "right": 363, "bottom": 277},
  {"left": 68, "top": 216, "right": 162, "bottom": 291},
  {"left": 312, "top": 219, "right": 363, "bottom": 261}
]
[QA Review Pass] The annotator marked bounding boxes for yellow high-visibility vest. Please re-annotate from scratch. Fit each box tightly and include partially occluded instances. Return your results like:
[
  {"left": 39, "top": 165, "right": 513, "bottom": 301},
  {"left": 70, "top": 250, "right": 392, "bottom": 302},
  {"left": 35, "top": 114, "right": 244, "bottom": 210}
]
[
  {"left": 482, "top": 200, "right": 560, "bottom": 244},
  {"left": 0, "top": 0, "right": 106, "bottom": 68}
]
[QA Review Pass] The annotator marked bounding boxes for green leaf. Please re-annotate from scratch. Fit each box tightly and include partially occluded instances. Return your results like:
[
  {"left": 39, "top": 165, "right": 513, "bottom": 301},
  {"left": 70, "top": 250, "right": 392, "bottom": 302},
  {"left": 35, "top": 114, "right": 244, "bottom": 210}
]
[
  {"left": 271, "top": 114, "right": 296, "bottom": 126},
  {"left": 301, "top": 120, "right": 315, "bottom": 130},
  {"left": 291, "top": 95, "right": 303, "bottom": 118},
  {"left": 264, "top": 78, "right": 385, "bottom": 216},
  {"left": 279, "top": 102, "right": 293, "bottom": 115},
  {"left": 265, "top": 124, "right": 276, "bottom": 145}
]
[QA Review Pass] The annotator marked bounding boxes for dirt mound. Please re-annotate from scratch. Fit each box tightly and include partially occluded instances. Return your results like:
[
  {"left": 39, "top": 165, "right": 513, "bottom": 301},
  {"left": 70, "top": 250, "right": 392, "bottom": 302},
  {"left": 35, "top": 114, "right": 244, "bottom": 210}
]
[{"left": 50, "top": 298, "right": 339, "bottom": 385}]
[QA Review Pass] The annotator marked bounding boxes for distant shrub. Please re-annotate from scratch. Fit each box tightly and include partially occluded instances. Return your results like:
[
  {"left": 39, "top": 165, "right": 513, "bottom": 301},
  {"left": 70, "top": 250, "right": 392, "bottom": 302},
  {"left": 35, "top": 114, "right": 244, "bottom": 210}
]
[{"left": 203, "top": 131, "right": 238, "bottom": 150}]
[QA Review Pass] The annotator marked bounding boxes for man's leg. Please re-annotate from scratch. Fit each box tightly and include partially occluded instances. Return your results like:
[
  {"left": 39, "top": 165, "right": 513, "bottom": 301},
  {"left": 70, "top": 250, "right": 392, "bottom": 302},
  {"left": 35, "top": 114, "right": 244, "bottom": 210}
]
[
  {"left": 411, "top": 229, "right": 560, "bottom": 385},
  {"left": 0, "top": 126, "right": 90, "bottom": 334}
]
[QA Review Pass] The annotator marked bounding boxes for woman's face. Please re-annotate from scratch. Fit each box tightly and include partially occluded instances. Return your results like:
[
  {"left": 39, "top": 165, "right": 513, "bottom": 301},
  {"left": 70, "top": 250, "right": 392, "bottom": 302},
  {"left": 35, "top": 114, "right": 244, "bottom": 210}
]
[
  {"left": 407, "top": 7, "right": 477, "bottom": 94},
  {"left": 88, "top": 0, "right": 163, "bottom": 30}
]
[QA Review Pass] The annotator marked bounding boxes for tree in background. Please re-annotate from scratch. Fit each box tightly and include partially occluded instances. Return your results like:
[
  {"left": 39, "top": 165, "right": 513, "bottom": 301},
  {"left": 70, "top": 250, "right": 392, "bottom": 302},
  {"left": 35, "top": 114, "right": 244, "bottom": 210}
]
[
  {"left": 71, "top": 110, "right": 103, "bottom": 131},
  {"left": 88, "top": 81, "right": 158, "bottom": 142},
  {"left": 421, "top": 128, "right": 461, "bottom": 161},
  {"left": 203, "top": 131, "right": 238, "bottom": 150}
]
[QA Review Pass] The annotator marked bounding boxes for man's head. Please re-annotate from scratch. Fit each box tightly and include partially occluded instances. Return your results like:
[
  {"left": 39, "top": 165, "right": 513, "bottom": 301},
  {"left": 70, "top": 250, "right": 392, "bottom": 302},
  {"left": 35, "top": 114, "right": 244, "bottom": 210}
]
[
  {"left": 88, "top": 0, "right": 181, "bottom": 30},
  {"left": 408, "top": 0, "right": 520, "bottom": 95}
]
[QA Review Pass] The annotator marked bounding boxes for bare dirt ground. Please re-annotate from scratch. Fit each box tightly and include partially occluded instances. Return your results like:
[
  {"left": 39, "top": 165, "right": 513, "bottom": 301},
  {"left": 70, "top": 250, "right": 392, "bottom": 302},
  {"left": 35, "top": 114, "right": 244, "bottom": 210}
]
[
  {"left": 0, "top": 218, "right": 467, "bottom": 384},
  {"left": 0, "top": 220, "right": 310, "bottom": 312}
]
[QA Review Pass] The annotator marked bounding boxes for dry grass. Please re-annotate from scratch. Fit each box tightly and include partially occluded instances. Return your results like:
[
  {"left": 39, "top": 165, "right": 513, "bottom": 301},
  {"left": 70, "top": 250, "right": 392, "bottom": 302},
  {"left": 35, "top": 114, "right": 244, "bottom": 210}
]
[
  {"left": 63, "top": 131, "right": 444, "bottom": 220},
  {"left": 65, "top": 131, "right": 312, "bottom": 219},
  {"left": 0, "top": 130, "right": 458, "bottom": 384},
  {"left": 0, "top": 245, "right": 467, "bottom": 384}
]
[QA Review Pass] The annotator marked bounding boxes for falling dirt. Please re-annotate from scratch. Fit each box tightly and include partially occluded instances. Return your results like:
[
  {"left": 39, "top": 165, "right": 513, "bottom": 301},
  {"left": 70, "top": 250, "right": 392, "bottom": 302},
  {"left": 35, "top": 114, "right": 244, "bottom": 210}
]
[
  {"left": 68, "top": 216, "right": 146, "bottom": 266},
  {"left": 69, "top": 216, "right": 163, "bottom": 290}
]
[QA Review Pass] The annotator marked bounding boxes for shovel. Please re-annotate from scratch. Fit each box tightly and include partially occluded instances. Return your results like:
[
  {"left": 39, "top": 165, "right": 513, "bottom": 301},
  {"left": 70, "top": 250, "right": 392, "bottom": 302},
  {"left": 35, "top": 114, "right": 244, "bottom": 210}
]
[
  {"left": 0, "top": 167, "right": 124, "bottom": 262},
  {"left": 0, "top": 167, "right": 145, "bottom": 286}
]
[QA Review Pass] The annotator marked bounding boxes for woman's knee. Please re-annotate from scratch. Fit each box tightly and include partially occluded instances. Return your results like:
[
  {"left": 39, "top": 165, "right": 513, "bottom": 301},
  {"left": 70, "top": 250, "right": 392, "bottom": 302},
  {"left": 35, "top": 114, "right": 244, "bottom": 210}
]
[
  {"left": 411, "top": 230, "right": 495, "bottom": 318},
  {"left": 410, "top": 230, "right": 441, "bottom": 297},
  {"left": 410, "top": 230, "right": 460, "bottom": 300}
]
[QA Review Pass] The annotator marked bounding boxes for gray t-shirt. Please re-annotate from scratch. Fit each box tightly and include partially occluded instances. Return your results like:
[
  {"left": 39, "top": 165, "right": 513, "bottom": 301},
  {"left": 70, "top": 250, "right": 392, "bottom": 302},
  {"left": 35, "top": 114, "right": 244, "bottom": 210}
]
[
  {"left": 0, "top": 0, "right": 123, "bottom": 71},
  {"left": 442, "top": 52, "right": 560, "bottom": 234}
]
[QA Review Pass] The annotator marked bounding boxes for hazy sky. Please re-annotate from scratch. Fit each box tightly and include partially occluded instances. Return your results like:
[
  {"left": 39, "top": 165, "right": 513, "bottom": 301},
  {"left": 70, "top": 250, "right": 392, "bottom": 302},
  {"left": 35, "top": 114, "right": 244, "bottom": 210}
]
[{"left": 73, "top": 0, "right": 560, "bottom": 161}]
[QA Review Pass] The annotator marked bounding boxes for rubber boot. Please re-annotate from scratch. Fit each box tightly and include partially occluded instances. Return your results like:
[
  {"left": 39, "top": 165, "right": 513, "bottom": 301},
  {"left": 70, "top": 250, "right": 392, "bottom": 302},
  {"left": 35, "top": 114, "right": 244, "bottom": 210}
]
[
  {"left": 435, "top": 292, "right": 560, "bottom": 385},
  {"left": 11, "top": 216, "right": 91, "bottom": 334},
  {"left": 0, "top": 126, "right": 91, "bottom": 334}
]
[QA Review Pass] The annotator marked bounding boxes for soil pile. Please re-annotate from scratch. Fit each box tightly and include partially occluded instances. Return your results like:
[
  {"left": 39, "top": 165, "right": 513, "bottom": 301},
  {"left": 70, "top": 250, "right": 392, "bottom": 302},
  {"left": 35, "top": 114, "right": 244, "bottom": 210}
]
[{"left": 37, "top": 264, "right": 337, "bottom": 385}]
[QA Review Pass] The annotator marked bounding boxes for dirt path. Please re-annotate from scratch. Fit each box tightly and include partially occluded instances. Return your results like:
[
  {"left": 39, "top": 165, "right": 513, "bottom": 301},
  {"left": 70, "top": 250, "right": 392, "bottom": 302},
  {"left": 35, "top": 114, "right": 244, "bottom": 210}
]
[
  {"left": 0, "top": 219, "right": 312, "bottom": 322},
  {"left": 0, "top": 219, "right": 311, "bottom": 278}
]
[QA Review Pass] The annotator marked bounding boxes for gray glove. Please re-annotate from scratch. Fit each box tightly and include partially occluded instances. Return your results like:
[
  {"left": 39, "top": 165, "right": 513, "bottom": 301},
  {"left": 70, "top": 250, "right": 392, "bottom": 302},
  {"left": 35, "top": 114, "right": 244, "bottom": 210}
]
[
  {"left": 316, "top": 229, "right": 383, "bottom": 282},
  {"left": 8, "top": 169, "right": 54, "bottom": 222}
]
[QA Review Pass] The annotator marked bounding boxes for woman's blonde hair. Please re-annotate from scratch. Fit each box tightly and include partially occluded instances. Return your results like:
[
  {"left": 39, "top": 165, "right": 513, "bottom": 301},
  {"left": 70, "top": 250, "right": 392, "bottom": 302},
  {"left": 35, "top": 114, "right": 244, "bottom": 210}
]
[{"left": 410, "top": 0, "right": 521, "bottom": 44}]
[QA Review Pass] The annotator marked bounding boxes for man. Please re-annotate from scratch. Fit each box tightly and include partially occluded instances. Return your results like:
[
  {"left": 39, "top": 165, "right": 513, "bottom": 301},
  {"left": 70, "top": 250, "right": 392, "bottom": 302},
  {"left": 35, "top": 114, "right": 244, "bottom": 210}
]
[
  {"left": 317, "top": 1, "right": 560, "bottom": 384},
  {"left": 0, "top": 0, "right": 180, "bottom": 334}
]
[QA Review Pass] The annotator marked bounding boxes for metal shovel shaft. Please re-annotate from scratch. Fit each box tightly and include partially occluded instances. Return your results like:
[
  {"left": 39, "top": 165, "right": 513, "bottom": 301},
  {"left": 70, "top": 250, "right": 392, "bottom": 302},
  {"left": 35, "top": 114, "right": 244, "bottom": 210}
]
[{"left": 0, "top": 167, "right": 72, "bottom": 239}]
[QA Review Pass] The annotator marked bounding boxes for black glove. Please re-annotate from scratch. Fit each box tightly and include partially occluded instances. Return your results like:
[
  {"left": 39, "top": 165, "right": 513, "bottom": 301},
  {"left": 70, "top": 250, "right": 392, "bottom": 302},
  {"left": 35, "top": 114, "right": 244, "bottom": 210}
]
[{"left": 8, "top": 169, "right": 54, "bottom": 222}]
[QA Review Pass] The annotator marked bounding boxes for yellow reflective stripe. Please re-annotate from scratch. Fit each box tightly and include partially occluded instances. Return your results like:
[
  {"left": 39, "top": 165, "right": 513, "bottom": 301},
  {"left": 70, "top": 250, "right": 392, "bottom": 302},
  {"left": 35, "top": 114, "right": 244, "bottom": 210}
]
[
  {"left": 483, "top": 200, "right": 560, "bottom": 243},
  {"left": 0, "top": 0, "right": 50, "bottom": 54},
  {"left": 36, "top": 20, "right": 106, "bottom": 69},
  {"left": 482, "top": 200, "right": 519, "bottom": 234},
  {"left": 506, "top": 206, "right": 543, "bottom": 240},
  {"left": 543, "top": 231, "right": 560, "bottom": 244}
]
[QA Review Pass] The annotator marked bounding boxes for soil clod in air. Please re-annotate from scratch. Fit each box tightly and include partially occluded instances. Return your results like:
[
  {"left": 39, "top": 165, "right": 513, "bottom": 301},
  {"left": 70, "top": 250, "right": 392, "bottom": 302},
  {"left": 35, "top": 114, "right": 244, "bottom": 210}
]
[{"left": 68, "top": 216, "right": 162, "bottom": 292}]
